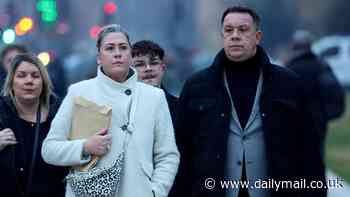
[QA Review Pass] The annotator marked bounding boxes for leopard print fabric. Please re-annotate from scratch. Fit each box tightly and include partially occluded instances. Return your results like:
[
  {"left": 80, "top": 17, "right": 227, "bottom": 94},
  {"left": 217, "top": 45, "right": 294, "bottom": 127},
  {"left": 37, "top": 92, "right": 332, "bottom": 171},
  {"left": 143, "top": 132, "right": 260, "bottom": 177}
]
[{"left": 66, "top": 152, "right": 125, "bottom": 197}]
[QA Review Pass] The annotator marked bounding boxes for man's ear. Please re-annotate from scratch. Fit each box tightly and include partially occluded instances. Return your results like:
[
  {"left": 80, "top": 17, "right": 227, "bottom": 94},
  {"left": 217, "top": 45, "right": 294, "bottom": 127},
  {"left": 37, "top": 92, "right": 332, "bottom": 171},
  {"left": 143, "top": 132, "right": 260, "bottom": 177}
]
[{"left": 255, "top": 30, "right": 263, "bottom": 45}]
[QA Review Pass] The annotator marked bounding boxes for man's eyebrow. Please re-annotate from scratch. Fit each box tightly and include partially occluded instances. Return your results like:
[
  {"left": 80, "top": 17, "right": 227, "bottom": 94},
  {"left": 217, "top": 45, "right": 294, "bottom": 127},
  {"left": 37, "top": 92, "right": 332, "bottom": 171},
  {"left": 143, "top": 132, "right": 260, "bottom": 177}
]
[{"left": 224, "top": 24, "right": 250, "bottom": 27}]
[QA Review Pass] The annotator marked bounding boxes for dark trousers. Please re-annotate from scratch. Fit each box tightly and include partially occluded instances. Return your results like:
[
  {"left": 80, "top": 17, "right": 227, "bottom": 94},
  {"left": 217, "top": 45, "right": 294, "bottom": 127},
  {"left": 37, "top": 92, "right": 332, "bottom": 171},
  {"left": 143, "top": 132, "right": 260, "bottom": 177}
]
[{"left": 238, "top": 156, "right": 250, "bottom": 197}]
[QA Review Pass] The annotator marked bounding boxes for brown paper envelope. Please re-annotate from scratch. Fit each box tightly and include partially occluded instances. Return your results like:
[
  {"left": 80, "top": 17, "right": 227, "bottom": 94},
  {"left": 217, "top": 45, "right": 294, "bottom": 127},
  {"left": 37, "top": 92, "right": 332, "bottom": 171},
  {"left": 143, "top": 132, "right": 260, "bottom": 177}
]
[{"left": 69, "top": 96, "right": 112, "bottom": 171}]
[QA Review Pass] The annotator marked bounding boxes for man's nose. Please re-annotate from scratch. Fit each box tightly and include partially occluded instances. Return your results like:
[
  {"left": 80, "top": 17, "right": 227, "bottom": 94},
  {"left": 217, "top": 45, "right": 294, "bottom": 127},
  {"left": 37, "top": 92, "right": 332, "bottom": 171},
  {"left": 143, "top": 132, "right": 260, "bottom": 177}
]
[{"left": 231, "top": 29, "right": 241, "bottom": 40}]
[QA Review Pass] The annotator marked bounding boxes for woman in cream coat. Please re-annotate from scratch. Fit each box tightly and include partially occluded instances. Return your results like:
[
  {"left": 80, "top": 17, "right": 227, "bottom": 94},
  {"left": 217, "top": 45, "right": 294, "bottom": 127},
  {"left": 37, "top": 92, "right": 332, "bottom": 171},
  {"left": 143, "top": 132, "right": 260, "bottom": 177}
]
[{"left": 41, "top": 24, "right": 179, "bottom": 197}]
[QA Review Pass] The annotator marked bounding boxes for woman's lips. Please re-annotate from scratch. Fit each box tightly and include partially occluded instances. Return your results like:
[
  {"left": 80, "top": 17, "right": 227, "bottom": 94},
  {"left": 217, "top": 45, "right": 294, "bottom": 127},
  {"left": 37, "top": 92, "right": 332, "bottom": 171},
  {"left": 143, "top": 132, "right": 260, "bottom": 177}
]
[{"left": 112, "top": 61, "right": 124, "bottom": 65}]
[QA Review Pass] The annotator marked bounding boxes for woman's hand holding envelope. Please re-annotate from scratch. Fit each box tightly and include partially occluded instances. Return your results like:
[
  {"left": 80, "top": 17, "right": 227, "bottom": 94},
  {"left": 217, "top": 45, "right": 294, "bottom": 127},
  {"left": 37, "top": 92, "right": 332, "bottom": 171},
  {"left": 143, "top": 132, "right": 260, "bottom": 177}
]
[{"left": 83, "top": 128, "right": 112, "bottom": 156}]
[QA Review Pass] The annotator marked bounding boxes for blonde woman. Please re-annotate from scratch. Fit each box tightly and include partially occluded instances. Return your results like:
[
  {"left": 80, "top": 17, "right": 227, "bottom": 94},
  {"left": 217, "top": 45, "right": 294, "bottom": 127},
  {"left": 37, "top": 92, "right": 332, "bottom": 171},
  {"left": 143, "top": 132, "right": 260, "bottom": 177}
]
[{"left": 0, "top": 53, "right": 66, "bottom": 196}]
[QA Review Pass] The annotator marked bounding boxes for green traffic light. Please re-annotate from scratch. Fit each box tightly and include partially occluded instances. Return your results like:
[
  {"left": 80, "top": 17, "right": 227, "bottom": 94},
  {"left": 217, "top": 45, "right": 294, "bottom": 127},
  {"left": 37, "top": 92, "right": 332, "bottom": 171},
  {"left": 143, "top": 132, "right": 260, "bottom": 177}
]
[
  {"left": 37, "top": 0, "right": 56, "bottom": 11},
  {"left": 42, "top": 10, "right": 57, "bottom": 22},
  {"left": 37, "top": 0, "right": 58, "bottom": 22}
]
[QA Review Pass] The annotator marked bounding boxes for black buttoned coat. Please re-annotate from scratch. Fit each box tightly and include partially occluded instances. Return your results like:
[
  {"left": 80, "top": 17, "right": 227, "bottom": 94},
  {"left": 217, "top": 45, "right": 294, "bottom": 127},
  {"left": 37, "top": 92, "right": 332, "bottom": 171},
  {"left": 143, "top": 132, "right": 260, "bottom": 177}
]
[{"left": 173, "top": 46, "right": 326, "bottom": 197}]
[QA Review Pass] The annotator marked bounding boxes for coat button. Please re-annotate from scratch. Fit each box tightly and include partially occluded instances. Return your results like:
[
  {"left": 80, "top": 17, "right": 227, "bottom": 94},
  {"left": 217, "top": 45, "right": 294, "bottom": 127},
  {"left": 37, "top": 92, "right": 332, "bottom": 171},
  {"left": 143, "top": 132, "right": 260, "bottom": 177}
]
[
  {"left": 198, "top": 105, "right": 204, "bottom": 111},
  {"left": 20, "top": 167, "right": 24, "bottom": 172},
  {"left": 237, "top": 161, "right": 242, "bottom": 166},
  {"left": 261, "top": 113, "right": 266, "bottom": 117},
  {"left": 124, "top": 89, "right": 132, "bottom": 95},
  {"left": 121, "top": 125, "right": 128, "bottom": 131},
  {"left": 216, "top": 154, "right": 221, "bottom": 159},
  {"left": 220, "top": 113, "right": 225, "bottom": 117}
]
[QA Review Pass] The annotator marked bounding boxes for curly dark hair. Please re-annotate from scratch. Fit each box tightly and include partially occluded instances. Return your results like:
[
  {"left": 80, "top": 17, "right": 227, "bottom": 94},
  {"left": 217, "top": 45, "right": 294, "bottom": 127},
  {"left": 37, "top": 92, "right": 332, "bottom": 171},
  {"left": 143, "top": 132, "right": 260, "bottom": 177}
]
[{"left": 131, "top": 40, "right": 165, "bottom": 60}]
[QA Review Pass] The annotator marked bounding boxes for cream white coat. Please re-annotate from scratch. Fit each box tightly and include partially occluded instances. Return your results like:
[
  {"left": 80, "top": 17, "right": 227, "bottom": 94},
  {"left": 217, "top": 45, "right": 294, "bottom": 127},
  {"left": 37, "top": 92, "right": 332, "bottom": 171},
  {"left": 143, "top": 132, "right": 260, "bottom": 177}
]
[{"left": 42, "top": 68, "right": 180, "bottom": 197}]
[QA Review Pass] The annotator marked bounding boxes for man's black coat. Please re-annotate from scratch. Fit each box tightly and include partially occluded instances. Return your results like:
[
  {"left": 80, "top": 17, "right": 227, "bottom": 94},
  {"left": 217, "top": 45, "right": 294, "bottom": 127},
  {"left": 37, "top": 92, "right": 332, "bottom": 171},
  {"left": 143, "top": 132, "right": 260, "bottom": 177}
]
[{"left": 173, "top": 46, "right": 326, "bottom": 197}]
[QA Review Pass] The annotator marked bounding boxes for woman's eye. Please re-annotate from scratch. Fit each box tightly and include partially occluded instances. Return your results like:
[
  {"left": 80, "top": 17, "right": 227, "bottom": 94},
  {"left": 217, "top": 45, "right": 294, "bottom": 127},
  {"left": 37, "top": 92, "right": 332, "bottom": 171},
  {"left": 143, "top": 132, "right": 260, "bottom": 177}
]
[
  {"left": 120, "top": 45, "right": 128, "bottom": 50},
  {"left": 16, "top": 73, "right": 26, "bottom": 78},
  {"left": 105, "top": 46, "right": 114, "bottom": 51},
  {"left": 32, "top": 74, "right": 41, "bottom": 78}
]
